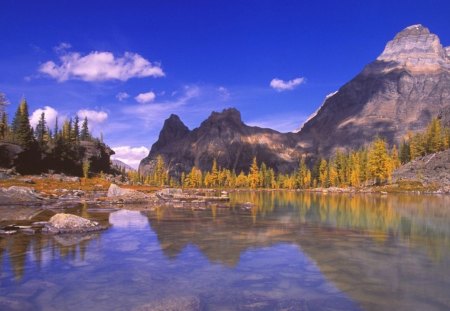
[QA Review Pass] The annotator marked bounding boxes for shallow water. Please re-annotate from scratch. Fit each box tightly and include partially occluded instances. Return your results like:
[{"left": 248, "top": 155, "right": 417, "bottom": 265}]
[{"left": 1, "top": 192, "right": 450, "bottom": 310}]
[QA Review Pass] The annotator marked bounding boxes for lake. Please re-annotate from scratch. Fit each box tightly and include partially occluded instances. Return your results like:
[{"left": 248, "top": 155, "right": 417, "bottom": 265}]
[{"left": 1, "top": 191, "right": 450, "bottom": 310}]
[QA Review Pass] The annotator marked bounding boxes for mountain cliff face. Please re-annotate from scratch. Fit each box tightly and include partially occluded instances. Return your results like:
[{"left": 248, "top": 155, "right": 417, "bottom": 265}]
[
  {"left": 139, "top": 108, "right": 300, "bottom": 176},
  {"left": 141, "top": 25, "right": 450, "bottom": 175},
  {"left": 297, "top": 24, "right": 450, "bottom": 155}
]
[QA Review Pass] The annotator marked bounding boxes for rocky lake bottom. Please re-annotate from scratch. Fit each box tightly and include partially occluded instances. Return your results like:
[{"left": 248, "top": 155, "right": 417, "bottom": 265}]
[{"left": 1, "top": 191, "right": 450, "bottom": 310}]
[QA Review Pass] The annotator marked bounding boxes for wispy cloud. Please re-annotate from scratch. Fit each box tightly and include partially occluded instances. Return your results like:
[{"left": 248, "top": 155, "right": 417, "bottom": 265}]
[
  {"left": 39, "top": 45, "right": 164, "bottom": 82},
  {"left": 116, "top": 92, "right": 130, "bottom": 101},
  {"left": 135, "top": 91, "right": 156, "bottom": 104},
  {"left": 270, "top": 77, "right": 305, "bottom": 91},
  {"left": 111, "top": 146, "right": 149, "bottom": 169}
]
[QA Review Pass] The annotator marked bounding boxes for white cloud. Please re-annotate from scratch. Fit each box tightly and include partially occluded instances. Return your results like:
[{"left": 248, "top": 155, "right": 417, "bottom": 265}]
[
  {"left": 111, "top": 146, "right": 149, "bottom": 169},
  {"left": 270, "top": 77, "right": 305, "bottom": 91},
  {"left": 135, "top": 91, "right": 156, "bottom": 104},
  {"left": 39, "top": 50, "right": 164, "bottom": 82},
  {"left": 30, "top": 106, "right": 59, "bottom": 128},
  {"left": 116, "top": 92, "right": 130, "bottom": 101},
  {"left": 77, "top": 109, "right": 108, "bottom": 123}
]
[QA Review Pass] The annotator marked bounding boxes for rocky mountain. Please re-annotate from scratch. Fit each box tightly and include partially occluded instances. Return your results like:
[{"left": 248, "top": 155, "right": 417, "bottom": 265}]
[
  {"left": 139, "top": 109, "right": 300, "bottom": 176},
  {"left": 112, "top": 159, "right": 135, "bottom": 172},
  {"left": 141, "top": 24, "right": 450, "bottom": 175},
  {"left": 297, "top": 24, "right": 450, "bottom": 156}
]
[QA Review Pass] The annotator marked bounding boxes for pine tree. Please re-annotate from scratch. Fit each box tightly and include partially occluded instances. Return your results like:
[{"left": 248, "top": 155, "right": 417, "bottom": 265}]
[
  {"left": 318, "top": 159, "right": 328, "bottom": 187},
  {"left": 81, "top": 116, "right": 90, "bottom": 140},
  {"left": 399, "top": 140, "right": 410, "bottom": 164},
  {"left": 210, "top": 159, "right": 219, "bottom": 187},
  {"left": 249, "top": 157, "right": 260, "bottom": 189},
  {"left": 35, "top": 112, "right": 48, "bottom": 145},
  {"left": 72, "top": 115, "right": 80, "bottom": 143},
  {"left": 153, "top": 155, "right": 167, "bottom": 186},
  {"left": 11, "top": 98, "right": 34, "bottom": 147},
  {"left": 53, "top": 117, "right": 59, "bottom": 140},
  {"left": 390, "top": 145, "right": 401, "bottom": 170},
  {"left": 0, "top": 93, "right": 9, "bottom": 116},
  {"left": 0, "top": 111, "right": 8, "bottom": 139},
  {"left": 367, "top": 138, "right": 392, "bottom": 184}
]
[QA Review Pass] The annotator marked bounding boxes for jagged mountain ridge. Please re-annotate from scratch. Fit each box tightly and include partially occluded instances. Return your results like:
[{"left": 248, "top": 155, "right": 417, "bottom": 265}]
[
  {"left": 139, "top": 108, "right": 300, "bottom": 176},
  {"left": 140, "top": 24, "right": 450, "bottom": 175}
]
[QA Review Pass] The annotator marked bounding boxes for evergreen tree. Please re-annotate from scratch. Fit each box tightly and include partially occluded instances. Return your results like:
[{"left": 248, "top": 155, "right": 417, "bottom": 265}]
[
  {"left": 35, "top": 112, "right": 48, "bottom": 145},
  {"left": 53, "top": 117, "right": 59, "bottom": 140},
  {"left": 399, "top": 140, "right": 411, "bottom": 164},
  {"left": 0, "top": 92, "right": 9, "bottom": 115},
  {"left": 72, "top": 115, "right": 80, "bottom": 143},
  {"left": 11, "top": 98, "right": 34, "bottom": 147},
  {"left": 81, "top": 116, "right": 90, "bottom": 140},
  {"left": 0, "top": 111, "right": 8, "bottom": 139}
]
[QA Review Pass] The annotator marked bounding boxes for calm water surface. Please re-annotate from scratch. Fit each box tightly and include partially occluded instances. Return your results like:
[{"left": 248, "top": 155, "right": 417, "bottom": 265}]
[{"left": 1, "top": 192, "right": 450, "bottom": 310}]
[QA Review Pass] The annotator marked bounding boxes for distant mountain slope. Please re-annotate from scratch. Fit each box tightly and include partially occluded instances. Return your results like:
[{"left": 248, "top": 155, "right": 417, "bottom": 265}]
[
  {"left": 111, "top": 159, "right": 135, "bottom": 172},
  {"left": 297, "top": 24, "right": 450, "bottom": 156}
]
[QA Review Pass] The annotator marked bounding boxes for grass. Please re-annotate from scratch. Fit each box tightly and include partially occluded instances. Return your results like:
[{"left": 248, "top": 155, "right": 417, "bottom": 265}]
[{"left": 0, "top": 175, "right": 163, "bottom": 195}]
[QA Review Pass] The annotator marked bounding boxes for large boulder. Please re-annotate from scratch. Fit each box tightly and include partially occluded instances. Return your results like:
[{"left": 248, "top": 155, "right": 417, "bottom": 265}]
[
  {"left": 0, "top": 143, "right": 23, "bottom": 169},
  {"left": 106, "top": 184, "right": 152, "bottom": 204},
  {"left": 45, "top": 213, "right": 106, "bottom": 234},
  {"left": 0, "top": 186, "right": 44, "bottom": 205}
]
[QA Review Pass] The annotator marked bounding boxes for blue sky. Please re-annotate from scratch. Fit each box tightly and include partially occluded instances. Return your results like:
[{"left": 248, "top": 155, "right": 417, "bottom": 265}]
[{"left": 1, "top": 0, "right": 450, "bottom": 167}]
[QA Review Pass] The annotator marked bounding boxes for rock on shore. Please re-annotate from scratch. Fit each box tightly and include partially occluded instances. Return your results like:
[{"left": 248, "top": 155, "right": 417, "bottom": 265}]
[
  {"left": 44, "top": 213, "right": 106, "bottom": 234},
  {"left": 0, "top": 186, "right": 44, "bottom": 205}
]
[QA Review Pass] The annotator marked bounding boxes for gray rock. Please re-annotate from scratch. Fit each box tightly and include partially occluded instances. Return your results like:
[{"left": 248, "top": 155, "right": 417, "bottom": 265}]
[
  {"left": 107, "top": 183, "right": 138, "bottom": 197},
  {"left": 45, "top": 213, "right": 106, "bottom": 234},
  {"left": 392, "top": 149, "right": 450, "bottom": 190},
  {"left": 0, "top": 186, "right": 44, "bottom": 205}
]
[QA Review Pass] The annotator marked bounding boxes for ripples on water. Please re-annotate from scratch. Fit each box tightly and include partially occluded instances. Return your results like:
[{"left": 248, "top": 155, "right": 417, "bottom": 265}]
[{"left": 1, "top": 192, "right": 449, "bottom": 310}]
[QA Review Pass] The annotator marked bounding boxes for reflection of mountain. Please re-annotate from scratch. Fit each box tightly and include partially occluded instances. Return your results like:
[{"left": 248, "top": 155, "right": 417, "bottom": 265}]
[{"left": 146, "top": 192, "right": 450, "bottom": 310}]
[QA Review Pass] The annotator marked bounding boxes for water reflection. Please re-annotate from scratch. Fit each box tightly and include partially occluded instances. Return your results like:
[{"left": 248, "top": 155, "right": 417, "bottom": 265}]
[{"left": 0, "top": 192, "right": 449, "bottom": 310}]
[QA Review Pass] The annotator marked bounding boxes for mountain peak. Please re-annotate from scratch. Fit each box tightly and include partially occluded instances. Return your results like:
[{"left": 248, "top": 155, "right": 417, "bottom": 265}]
[
  {"left": 205, "top": 108, "right": 243, "bottom": 125},
  {"left": 373, "top": 24, "right": 448, "bottom": 73},
  {"left": 151, "top": 114, "right": 190, "bottom": 151},
  {"left": 393, "top": 24, "right": 430, "bottom": 39}
]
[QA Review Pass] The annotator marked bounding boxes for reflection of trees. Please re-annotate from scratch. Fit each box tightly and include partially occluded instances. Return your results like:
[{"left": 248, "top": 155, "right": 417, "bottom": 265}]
[
  {"left": 0, "top": 233, "right": 101, "bottom": 281},
  {"left": 0, "top": 204, "right": 109, "bottom": 281},
  {"left": 231, "top": 192, "right": 450, "bottom": 257},
  {"left": 147, "top": 192, "right": 450, "bottom": 311}
]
